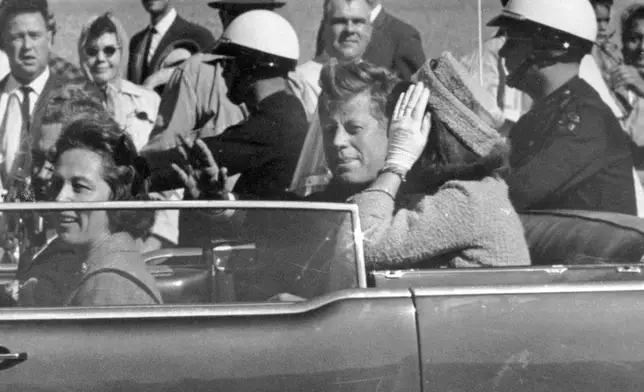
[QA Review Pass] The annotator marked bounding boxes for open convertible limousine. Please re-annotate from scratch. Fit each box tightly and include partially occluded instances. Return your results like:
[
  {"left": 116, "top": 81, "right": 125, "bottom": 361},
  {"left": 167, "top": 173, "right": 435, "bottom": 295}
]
[{"left": 2, "top": 200, "right": 644, "bottom": 391}]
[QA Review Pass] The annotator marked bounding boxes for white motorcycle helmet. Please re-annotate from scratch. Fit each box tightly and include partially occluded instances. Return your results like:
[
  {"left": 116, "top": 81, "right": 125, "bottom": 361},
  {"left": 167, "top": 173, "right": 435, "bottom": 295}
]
[
  {"left": 214, "top": 10, "right": 299, "bottom": 72},
  {"left": 488, "top": 0, "right": 597, "bottom": 50}
]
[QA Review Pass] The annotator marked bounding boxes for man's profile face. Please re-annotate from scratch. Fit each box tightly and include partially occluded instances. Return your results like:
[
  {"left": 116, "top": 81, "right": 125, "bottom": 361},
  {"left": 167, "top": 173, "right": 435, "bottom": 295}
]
[
  {"left": 323, "top": 0, "right": 372, "bottom": 62},
  {"left": 2, "top": 11, "right": 51, "bottom": 85},
  {"left": 222, "top": 58, "right": 252, "bottom": 105},
  {"left": 499, "top": 26, "right": 537, "bottom": 91},
  {"left": 321, "top": 91, "right": 388, "bottom": 186}
]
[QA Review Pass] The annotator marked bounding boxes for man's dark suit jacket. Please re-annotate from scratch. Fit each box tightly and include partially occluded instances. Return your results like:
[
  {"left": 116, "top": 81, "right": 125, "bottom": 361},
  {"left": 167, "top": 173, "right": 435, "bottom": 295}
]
[
  {"left": 0, "top": 71, "right": 61, "bottom": 151},
  {"left": 315, "top": 9, "right": 426, "bottom": 80},
  {"left": 127, "top": 15, "right": 216, "bottom": 85}
]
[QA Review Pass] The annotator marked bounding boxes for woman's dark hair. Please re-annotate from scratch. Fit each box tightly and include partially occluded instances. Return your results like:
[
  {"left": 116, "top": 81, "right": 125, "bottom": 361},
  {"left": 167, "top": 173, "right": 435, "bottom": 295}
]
[
  {"left": 389, "top": 81, "right": 509, "bottom": 194},
  {"left": 85, "top": 12, "right": 118, "bottom": 44},
  {"left": 53, "top": 116, "right": 154, "bottom": 238},
  {"left": 405, "top": 115, "right": 510, "bottom": 194}
]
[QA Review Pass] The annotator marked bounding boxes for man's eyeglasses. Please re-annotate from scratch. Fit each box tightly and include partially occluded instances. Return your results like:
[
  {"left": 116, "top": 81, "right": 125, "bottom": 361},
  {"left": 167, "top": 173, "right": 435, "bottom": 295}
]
[{"left": 84, "top": 45, "right": 120, "bottom": 58}]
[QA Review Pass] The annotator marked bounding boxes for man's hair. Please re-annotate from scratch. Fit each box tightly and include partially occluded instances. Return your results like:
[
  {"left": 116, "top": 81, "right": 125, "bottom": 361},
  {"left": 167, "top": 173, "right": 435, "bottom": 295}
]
[
  {"left": 318, "top": 59, "right": 400, "bottom": 125},
  {"left": 0, "top": 0, "right": 50, "bottom": 34},
  {"left": 621, "top": 4, "right": 644, "bottom": 44},
  {"left": 323, "top": 0, "right": 376, "bottom": 18},
  {"left": 590, "top": 0, "right": 613, "bottom": 8},
  {"left": 406, "top": 116, "right": 510, "bottom": 194}
]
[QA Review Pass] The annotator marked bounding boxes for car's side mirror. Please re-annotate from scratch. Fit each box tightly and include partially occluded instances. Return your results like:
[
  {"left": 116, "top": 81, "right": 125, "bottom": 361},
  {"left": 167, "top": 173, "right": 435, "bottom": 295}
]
[{"left": 203, "top": 239, "right": 257, "bottom": 303}]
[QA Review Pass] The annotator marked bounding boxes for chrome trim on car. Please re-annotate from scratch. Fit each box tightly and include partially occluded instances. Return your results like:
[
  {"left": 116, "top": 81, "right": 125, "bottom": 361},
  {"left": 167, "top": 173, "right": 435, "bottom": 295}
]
[
  {"left": 0, "top": 200, "right": 359, "bottom": 212},
  {"left": 412, "top": 281, "right": 644, "bottom": 297},
  {"left": 0, "top": 288, "right": 413, "bottom": 321}
]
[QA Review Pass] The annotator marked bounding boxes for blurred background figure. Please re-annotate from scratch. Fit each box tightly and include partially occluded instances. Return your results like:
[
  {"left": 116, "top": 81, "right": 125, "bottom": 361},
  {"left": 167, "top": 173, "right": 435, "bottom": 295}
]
[
  {"left": 591, "top": 0, "right": 622, "bottom": 78},
  {"left": 78, "top": 12, "right": 159, "bottom": 150},
  {"left": 615, "top": 5, "right": 644, "bottom": 185},
  {"left": 127, "top": 0, "right": 216, "bottom": 89},
  {"left": 0, "top": 0, "right": 62, "bottom": 201},
  {"left": 313, "top": 0, "right": 424, "bottom": 80},
  {"left": 78, "top": 12, "right": 181, "bottom": 252},
  {"left": 460, "top": 0, "right": 529, "bottom": 128}
]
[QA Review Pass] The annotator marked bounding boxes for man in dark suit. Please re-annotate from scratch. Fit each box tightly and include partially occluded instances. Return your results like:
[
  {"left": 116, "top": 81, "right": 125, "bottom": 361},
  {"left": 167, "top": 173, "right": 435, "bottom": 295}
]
[
  {"left": 128, "top": 0, "right": 216, "bottom": 86},
  {"left": 314, "top": 0, "right": 425, "bottom": 80},
  {"left": 0, "top": 0, "right": 61, "bottom": 200}
]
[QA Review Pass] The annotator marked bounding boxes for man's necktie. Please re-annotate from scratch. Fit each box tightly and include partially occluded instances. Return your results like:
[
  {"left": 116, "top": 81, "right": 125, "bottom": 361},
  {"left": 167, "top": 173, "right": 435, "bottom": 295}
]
[
  {"left": 14, "top": 86, "right": 33, "bottom": 177},
  {"left": 141, "top": 26, "right": 157, "bottom": 80}
]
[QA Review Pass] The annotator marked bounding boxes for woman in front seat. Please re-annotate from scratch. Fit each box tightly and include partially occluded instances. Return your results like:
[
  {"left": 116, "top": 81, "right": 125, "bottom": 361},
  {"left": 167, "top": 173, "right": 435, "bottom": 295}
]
[{"left": 23, "top": 116, "right": 163, "bottom": 306}]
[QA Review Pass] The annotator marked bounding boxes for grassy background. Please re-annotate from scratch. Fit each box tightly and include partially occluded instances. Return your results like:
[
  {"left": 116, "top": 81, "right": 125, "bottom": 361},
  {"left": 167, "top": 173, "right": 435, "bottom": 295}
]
[{"left": 48, "top": 0, "right": 636, "bottom": 66}]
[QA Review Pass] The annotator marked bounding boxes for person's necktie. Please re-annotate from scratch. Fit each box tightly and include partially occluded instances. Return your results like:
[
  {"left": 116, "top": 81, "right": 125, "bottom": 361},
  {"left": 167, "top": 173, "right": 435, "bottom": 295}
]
[
  {"left": 14, "top": 85, "right": 33, "bottom": 176},
  {"left": 141, "top": 26, "right": 157, "bottom": 80}
]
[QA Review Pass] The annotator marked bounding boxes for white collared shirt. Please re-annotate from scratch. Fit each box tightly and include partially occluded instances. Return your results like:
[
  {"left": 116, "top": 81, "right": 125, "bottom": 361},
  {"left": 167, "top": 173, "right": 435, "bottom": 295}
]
[
  {"left": 147, "top": 8, "right": 178, "bottom": 63},
  {"left": 370, "top": 4, "right": 382, "bottom": 22},
  {"left": 0, "top": 67, "right": 50, "bottom": 126}
]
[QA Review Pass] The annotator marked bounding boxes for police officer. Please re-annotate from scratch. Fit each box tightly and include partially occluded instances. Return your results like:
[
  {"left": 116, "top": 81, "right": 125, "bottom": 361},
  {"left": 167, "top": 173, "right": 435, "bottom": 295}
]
[
  {"left": 489, "top": 0, "right": 637, "bottom": 215},
  {"left": 140, "top": 0, "right": 316, "bottom": 171}
]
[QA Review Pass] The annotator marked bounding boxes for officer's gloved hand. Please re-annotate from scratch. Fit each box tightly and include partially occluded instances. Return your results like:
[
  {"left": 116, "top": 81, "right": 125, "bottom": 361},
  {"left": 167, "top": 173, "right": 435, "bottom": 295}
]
[
  {"left": 384, "top": 82, "right": 432, "bottom": 175},
  {"left": 171, "top": 135, "right": 233, "bottom": 200}
]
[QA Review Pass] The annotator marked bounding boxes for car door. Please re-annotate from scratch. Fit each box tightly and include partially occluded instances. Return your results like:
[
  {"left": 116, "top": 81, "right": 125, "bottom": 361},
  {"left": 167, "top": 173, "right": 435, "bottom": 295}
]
[
  {"left": 0, "top": 201, "right": 421, "bottom": 391},
  {"left": 0, "top": 289, "right": 420, "bottom": 392},
  {"left": 413, "top": 282, "right": 644, "bottom": 392}
]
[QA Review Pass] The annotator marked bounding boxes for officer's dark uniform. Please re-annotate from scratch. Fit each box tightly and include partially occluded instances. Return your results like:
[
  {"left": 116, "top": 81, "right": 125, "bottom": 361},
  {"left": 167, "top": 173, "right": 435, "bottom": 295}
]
[
  {"left": 199, "top": 90, "right": 308, "bottom": 197},
  {"left": 178, "top": 90, "right": 308, "bottom": 245},
  {"left": 507, "top": 76, "right": 637, "bottom": 215}
]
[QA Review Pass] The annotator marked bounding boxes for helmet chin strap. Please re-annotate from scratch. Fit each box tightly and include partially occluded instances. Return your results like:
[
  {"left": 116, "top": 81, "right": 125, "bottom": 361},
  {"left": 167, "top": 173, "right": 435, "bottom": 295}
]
[{"left": 507, "top": 53, "right": 536, "bottom": 89}]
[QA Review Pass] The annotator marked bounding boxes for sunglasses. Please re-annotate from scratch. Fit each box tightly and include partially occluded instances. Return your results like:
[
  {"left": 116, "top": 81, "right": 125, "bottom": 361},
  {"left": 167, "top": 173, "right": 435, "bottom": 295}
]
[{"left": 84, "top": 45, "right": 120, "bottom": 58}]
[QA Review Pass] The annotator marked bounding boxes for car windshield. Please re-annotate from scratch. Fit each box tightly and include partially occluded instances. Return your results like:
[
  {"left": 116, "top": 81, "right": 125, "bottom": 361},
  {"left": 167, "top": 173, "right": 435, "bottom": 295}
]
[{"left": 0, "top": 200, "right": 364, "bottom": 307}]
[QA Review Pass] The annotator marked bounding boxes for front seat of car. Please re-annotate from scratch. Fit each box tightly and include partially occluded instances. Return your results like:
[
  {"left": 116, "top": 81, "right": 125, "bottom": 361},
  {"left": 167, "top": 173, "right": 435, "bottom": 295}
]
[{"left": 520, "top": 210, "right": 644, "bottom": 265}]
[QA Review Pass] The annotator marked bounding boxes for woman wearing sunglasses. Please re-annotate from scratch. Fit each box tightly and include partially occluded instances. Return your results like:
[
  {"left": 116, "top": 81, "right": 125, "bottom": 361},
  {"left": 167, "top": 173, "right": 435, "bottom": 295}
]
[
  {"left": 77, "top": 12, "right": 160, "bottom": 151},
  {"left": 77, "top": 13, "right": 181, "bottom": 253}
]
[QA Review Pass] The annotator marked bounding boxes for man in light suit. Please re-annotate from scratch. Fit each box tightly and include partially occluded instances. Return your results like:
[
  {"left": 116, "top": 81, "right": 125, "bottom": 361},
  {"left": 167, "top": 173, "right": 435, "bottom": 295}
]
[
  {"left": 128, "top": 0, "right": 216, "bottom": 86},
  {"left": 314, "top": 0, "right": 425, "bottom": 80},
  {"left": 0, "top": 0, "right": 61, "bottom": 199}
]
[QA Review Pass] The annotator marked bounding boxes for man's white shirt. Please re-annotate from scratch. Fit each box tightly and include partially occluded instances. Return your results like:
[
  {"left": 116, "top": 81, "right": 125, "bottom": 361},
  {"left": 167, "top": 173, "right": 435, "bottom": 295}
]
[{"left": 147, "top": 8, "right": 177, "bottom": 64}]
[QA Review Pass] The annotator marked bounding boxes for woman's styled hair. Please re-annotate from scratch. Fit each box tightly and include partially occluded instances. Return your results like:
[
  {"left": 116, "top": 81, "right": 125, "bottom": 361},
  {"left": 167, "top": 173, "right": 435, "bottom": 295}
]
[
  {"left": 405, "top": 116, "right": 510, "bottom": 194},
  {"left": 318, "top": 59, "right": 402, "bottom": 126},
  {"left": 53, "top": 116, "right": 154, "bottom": 238},
  {"left": 85, "top": 12, "right": 119, "bottom": 44}
]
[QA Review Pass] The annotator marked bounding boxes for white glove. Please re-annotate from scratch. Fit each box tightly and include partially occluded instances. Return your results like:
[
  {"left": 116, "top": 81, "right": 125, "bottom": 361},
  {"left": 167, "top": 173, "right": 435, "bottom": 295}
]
[{"left": 384, "top": 82, "right": 432, "bottom": 174}]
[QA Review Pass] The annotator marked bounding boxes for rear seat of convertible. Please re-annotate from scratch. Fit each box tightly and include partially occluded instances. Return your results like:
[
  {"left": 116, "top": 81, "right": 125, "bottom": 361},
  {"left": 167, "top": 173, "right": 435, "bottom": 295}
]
[{"left": 520, "top": 210, "right": 644, "bottom": 265}]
